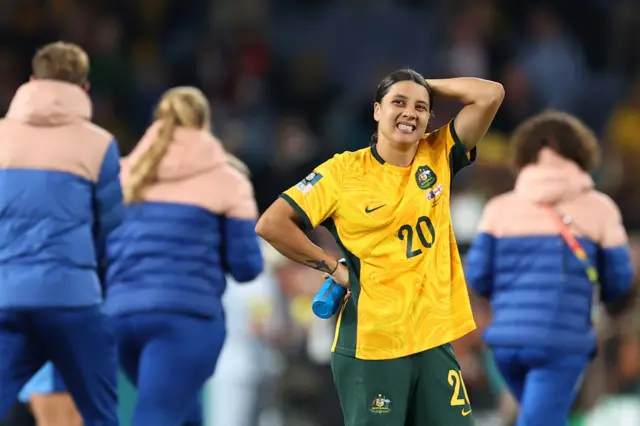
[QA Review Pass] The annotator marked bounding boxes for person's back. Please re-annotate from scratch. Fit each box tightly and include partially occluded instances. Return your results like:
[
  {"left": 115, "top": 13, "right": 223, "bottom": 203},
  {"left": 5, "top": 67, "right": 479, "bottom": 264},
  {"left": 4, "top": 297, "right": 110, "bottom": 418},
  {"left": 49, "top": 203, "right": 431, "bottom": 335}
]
[
  {"left": 105, "top": 102, "right": 263, "bottom": 318},
  {"left": 0, "top": 42, "right": 123, "bottom": 426},
  {"left": 0, "top": 52, "right": 121, "bottom": 308},
  {"left": 466, "top": 111, "right": 634, "bottom": 426},
  {"left": 104, "top": 87, "right": 263, "bottom": 426},
  {"left": 469, "top": 148, "right": 630, "bottom": 351}
]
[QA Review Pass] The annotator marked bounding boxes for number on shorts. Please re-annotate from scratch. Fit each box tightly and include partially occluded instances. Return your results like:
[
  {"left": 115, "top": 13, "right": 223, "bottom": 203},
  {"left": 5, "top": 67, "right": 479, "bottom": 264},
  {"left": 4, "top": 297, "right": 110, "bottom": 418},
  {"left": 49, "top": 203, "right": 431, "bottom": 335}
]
[{"left": 447, "top": 370, "right": 471, "bottom": 407}]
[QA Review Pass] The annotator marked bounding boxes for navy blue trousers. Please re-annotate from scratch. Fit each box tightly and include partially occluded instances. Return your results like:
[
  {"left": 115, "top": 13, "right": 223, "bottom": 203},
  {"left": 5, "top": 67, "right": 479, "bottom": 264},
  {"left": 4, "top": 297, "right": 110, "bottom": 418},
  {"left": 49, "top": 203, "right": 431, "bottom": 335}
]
[
  {"left": 114, "top": 312, "right": 226, "bottom": 426},
  {"left": 0, "top": 306, "right": 118, "bottom": 426},
  {"left": 492, "top": 346, "right": 590, "bottom": 426}
]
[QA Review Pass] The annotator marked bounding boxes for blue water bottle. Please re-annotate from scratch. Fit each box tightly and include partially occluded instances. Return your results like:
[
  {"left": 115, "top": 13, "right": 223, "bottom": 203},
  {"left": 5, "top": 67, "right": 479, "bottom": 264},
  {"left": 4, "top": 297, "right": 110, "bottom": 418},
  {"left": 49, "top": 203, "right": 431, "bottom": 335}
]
[{"left": 312, "top": 259, "right": 348, "bottom": 319}]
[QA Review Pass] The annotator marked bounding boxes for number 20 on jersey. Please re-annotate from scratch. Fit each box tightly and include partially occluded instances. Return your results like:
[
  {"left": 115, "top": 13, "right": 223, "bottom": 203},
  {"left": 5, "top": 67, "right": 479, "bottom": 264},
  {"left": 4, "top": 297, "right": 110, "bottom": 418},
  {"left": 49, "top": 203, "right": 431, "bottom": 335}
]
[{"left": 397, "top": 215, "right": 436, "bottom": 259}]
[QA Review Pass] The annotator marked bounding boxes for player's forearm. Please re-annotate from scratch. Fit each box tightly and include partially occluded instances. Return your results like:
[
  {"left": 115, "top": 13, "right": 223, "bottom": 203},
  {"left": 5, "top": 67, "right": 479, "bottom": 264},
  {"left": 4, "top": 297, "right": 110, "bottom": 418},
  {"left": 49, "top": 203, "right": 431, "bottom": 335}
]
[
  {"left": 426, "top": 77, "right": 504, "bottom": 106},
  {"left": 256, "top": 214, "right": 339, "bottom": 274},
  {"left": 428, "top": 77, "right": 504, "bottom": 150}
]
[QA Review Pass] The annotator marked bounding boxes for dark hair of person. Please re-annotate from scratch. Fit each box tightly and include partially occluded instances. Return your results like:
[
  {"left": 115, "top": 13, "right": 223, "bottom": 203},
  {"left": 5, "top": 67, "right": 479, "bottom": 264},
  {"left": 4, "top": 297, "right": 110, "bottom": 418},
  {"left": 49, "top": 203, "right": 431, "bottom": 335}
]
[
  {"left": 510, "top": 110, "right": 601, "bottom": 173},
  {"left": 370, "top": 68, "right": 433, "bottom": 145}
]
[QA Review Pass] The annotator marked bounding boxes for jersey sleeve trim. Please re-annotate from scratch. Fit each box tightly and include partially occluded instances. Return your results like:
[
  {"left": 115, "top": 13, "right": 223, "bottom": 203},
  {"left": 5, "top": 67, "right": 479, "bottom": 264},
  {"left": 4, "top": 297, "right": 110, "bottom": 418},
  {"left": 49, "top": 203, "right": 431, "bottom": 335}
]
[
  {"left": 279, "top": 193, "right": 313, "bottom": 233},
  {"left": 449, "top": 119, "right": 477, "bottom": 161},
  {"left": 449, "top": 119, "right": 476, "bottom": 176},
  {"left": 450, "top": 119, "right": 464, "bottom": 147}
]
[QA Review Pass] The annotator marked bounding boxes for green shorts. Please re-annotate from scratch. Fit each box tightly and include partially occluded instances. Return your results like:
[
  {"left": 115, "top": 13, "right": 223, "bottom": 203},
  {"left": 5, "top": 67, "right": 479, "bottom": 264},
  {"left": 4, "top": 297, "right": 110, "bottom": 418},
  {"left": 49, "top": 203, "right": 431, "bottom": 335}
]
[{"left": 331, "top": 344, "right": 474, "bottom": 426}]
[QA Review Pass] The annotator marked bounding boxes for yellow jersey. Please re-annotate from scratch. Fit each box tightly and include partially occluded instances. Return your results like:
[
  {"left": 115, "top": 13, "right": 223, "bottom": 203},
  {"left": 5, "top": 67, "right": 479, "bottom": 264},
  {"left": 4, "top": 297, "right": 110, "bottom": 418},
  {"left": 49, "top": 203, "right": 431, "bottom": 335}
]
[{"left": 281, "top": 120, "right": 477, "bottom": 360}]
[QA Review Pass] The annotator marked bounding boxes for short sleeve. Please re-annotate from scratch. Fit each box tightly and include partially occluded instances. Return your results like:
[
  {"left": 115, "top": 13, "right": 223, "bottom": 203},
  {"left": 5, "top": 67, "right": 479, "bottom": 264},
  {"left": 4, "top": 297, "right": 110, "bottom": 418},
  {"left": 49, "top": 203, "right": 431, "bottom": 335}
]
[
  {"left": 428, "top": 119, "right": 476, "bottom": 177},
  {"left": 280, "top": 155, "right": 342, "bottom": 233}
]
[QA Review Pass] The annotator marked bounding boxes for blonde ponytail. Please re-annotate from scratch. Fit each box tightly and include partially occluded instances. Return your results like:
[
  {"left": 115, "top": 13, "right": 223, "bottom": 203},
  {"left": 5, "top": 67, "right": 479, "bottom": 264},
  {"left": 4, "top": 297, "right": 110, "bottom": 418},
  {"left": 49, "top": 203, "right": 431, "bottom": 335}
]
[
  {"left": 123, "top": 86, "right": 211, "bottom": 204},
  {"left": 227, "top": 153, "right": 250, "bottom": 177},
  {"left": 123, "top": 117, "right": 177, "bottom": 204}
]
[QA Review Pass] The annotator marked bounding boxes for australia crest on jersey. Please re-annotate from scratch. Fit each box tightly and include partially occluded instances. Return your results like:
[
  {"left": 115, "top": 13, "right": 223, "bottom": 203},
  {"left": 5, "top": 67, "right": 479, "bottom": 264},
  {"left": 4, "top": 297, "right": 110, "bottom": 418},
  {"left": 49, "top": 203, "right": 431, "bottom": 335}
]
[
  {"left": 369, "top": 394, "right": 391, "bottom": 414},
  {"left": 415, "top": 165, "right": 437, "bottom": 190}
]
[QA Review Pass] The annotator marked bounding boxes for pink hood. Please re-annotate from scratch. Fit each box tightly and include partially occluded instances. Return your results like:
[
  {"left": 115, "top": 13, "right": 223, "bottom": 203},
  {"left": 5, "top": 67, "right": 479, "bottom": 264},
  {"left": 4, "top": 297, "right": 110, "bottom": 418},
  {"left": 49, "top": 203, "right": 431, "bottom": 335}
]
[
  {"left": 514, "top": 147, "right": 594, "bottom": 204},
  {"left": 479, "top": 148, "right": 626, "bottom": 248},
  {"left": 122, "top": 121, "right": 228, "bottom": 182},
  {"left": 121, "top": 120, "right": 258, "bottom": 220},
  {"left": 0, "top": 80, "right": 112, "bottom": 184},
  {"left": 6, "top": 80, "right": 91, "bottom": 126}
]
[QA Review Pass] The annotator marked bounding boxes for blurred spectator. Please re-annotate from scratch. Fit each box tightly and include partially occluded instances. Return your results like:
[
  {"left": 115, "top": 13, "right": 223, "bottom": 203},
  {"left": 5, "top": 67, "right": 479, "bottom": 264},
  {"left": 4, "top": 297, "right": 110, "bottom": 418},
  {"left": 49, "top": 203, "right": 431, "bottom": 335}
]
[
  {"left": 604, "top": 76, "right": 640, "bottom": 229},
  {"left": 492, "top": 63, "right": 542, "bottom": 135},
  {"left": 519, "top": 5, "right": 586, "bottom": 111},
  {"left": 0, "top": 1, "right": 639, "bottom": 425}
]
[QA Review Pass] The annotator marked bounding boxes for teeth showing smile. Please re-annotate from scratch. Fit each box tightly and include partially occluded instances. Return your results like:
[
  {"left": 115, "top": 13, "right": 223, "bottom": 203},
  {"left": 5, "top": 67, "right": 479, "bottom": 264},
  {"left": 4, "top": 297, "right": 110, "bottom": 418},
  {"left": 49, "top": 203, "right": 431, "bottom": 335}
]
[{"left": 397, "top": 123, "right": 416, "bottom": 133}]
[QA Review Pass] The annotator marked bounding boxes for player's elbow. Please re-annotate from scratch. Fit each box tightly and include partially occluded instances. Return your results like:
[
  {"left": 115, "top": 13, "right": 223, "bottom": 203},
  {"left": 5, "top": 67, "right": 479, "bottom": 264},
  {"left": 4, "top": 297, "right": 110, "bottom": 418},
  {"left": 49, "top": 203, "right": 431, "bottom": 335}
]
[
  {"left": 255, "top": 210, "right": 279, "bottom": 243},
  {"left": 257, "top": 197, "right": 306, "bottom": 245},
  {"left": 479, "top": 81, "right": 505, "bottom": 107},
  {"left": 491, "top": 81, "right": 505, "bottom": 99}
]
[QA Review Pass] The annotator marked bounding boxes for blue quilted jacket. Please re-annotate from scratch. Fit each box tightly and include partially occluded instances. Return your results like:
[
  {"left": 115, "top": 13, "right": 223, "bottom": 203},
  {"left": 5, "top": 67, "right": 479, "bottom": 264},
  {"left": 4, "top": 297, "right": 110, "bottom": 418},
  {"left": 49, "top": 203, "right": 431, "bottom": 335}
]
[
  {"left": 465, "top": 154, "right": 633, "bottom": 354},
  {"left": 104, "top": 122, "right": 263, "bottom": 318}
]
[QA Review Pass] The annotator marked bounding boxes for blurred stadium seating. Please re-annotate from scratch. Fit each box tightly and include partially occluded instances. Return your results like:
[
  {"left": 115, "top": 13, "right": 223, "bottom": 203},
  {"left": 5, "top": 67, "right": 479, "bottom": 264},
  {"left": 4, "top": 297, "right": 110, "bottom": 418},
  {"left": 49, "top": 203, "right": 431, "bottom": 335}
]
[{"left": 0, "top": 0, "right": 638, "bottom": 425}]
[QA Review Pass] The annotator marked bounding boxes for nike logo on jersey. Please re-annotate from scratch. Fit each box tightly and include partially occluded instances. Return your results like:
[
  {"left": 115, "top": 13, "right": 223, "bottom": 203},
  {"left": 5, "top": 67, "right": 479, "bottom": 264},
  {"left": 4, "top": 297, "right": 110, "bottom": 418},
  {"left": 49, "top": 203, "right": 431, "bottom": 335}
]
[
  {"left": 365, "top": 204, "right": 386, "bottom": 214},
  {"left": 461, "top": 408, "right": 472, "bottom": 416}
]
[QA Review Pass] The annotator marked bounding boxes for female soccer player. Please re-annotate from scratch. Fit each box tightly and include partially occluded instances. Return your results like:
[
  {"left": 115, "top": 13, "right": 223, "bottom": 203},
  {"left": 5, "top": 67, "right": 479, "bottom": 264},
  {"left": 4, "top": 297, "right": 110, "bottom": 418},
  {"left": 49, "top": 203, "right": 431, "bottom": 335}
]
[
  {"left": 104, "top": 87, "right": 264, "bottom": 426},
  {"left": 465, "top": 111, "right": 634, "bottom": 426},
  {"left": 256, "top": 69, "right": 504, "bottom": 426}
]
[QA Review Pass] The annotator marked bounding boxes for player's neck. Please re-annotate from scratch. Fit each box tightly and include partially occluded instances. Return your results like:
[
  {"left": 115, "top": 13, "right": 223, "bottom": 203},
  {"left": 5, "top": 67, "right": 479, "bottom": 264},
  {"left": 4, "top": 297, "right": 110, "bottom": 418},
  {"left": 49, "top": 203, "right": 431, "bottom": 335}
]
[{"left": 376, "top": 138, "right": 419, "bottom": 168}]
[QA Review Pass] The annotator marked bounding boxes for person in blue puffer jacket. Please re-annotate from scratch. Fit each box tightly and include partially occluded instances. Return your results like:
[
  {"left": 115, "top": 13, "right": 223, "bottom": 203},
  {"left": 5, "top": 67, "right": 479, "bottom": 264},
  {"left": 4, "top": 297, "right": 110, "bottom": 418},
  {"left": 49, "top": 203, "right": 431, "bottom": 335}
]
[
  {"left": 104, "top": 86, "right": 263, "bottom": 426},
  {"left": 0, "top": 42, "right": 123, "bottom": 426},
  {"left": 465, "top": 111, "right": 634, "bottom": 426}
]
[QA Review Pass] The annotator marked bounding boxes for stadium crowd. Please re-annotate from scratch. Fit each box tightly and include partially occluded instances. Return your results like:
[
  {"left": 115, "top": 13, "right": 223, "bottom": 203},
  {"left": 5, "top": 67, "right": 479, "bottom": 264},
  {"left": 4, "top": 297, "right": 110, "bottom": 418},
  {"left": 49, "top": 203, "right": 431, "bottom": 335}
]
[{"left": 0, "top": 0, "right": 639, "bottom": 425}]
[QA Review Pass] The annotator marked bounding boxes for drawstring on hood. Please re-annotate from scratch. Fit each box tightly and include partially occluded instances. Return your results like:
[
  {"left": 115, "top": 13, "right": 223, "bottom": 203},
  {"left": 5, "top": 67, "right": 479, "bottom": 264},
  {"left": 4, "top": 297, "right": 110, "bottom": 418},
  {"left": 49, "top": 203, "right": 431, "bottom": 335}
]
[{"left": 515, "top": 147, "right": 594, "bottom": 204}]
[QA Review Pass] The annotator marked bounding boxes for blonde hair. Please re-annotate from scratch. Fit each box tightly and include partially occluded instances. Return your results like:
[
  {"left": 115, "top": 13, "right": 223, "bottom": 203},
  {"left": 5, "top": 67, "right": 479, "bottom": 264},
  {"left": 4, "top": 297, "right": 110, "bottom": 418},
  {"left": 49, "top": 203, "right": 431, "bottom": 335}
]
[
  {"left": 227, "top": 153, "right": 250, "bottom": 177},
  {"left": 32, "top": 41, "right": 90, "bottom": 86},
  {"left": 124, "top": 86, "right": 211, "bottom": 204}
]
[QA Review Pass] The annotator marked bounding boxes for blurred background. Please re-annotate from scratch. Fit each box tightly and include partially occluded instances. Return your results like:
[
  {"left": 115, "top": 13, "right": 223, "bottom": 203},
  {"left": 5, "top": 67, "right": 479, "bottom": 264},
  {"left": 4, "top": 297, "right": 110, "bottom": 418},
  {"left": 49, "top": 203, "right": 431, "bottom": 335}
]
[{"left": 1, "top": 0, "right": 640, "bottom": 425}]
